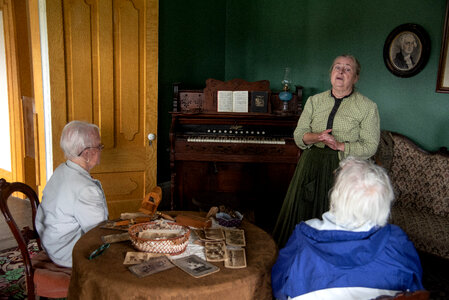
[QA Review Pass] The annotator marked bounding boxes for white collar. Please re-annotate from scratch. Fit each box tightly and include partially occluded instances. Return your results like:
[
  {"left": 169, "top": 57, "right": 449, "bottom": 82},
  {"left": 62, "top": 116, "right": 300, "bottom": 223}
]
[{"left": 305, "top": 212, "right": 376, "bottom": 232}]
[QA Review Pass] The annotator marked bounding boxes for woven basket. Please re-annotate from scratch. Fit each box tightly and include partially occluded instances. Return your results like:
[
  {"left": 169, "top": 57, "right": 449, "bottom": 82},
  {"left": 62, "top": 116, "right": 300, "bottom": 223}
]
[{"left": 128, "top": 222, "right": 190, "bottom": 255}]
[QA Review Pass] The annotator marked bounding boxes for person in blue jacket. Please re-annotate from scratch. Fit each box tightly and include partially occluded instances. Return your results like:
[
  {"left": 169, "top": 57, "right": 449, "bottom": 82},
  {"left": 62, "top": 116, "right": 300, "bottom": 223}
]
[{"left": 271, "top": 157, "right": 423, "bottom": 300}]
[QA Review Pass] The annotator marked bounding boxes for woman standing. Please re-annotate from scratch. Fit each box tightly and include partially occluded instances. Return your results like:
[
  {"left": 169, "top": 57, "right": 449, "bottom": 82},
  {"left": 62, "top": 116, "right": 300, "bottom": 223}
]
[{"left": 273, "top": 55, "right": 380, "bottom": 247}]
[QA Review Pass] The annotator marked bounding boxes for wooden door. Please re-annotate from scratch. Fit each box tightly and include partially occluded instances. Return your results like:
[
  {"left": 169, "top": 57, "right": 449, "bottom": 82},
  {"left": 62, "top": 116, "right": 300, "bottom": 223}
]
[
  {"left": 46, "top": 0, "right": 158, "bottom": 219},
  {"left": 0, "top": 0, "right": 24, "bottom": 184}
]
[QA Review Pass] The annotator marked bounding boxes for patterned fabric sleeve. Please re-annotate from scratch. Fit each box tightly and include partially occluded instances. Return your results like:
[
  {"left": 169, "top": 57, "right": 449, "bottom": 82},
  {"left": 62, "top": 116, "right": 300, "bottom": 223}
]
[
  {"left": 339, "top": 100, "right": 380, "bottom": 160},
  {"left": 293, "top": 96, "right": 315, "bottom": 149}
]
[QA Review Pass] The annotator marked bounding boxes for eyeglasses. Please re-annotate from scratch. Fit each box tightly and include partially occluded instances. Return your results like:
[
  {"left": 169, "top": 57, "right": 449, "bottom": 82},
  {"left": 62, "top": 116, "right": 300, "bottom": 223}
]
[
  {"left": 78, "top": 144, "right": 105, "bottom": 156},
  {"left": 332, "top": 65, "right": 353, "bottom": 74},
  {"left": 88, "top": 243, "right": 110, "bottom": 260}
]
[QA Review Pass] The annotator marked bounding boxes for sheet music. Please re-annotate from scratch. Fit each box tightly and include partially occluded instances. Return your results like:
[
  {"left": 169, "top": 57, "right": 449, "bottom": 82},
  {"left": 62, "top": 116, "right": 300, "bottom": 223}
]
[
  {"left": 232, "top": 91, "right": 249, "bottom": 112},
  {"left": 217, "top": 91, "right": 248, "bottom": 112},
  {"left": 217, "top": 91, "right": 233, "bottom": 112}
]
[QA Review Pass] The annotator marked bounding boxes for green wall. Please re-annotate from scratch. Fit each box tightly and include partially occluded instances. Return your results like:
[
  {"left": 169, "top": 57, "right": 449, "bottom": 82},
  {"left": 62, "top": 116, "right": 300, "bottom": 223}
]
[
  {"left": 158, "top": 0, "right": 226, "bottom": 182},
  {"left": 158, "top": 0, "right": 449, "bottom": 183}
]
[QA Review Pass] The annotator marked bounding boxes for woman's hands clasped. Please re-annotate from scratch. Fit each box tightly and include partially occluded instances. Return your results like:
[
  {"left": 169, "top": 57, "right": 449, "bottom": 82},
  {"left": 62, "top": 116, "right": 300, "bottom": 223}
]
[{"left": 303, "top": 129, "right": 345, "bottom": 152}]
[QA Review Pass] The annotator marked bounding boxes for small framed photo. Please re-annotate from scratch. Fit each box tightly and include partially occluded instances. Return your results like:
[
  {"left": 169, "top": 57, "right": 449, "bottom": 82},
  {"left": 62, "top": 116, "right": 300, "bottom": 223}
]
[
  {"left": 172, "top": 255, "right": 220, "bottom": 278},
  {"left": 383, "top": 23, "right": 430, "bottom": 78},
  {"left": 250, "top": 91, "right": 269, "bottom": 113},
  {"left": 224, "top": 248, "right": 247, "bottom": 269},
  {"left": 204, "top": 241, "right": 227, "bottom": 262},
  {"left": 204, "top": 228, "right": 225, "bottom": 241},
  {"left": 224, "top": 229, "right": 246, "bottom": 247},
  {"left": 128, "top": 256, "right": 175, "bottom": 278}
]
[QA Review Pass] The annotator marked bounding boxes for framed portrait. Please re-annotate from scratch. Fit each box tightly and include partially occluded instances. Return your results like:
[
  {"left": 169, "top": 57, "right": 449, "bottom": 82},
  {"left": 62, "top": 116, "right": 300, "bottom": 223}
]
[
  {"left": 436, "top": 1, "right": 449, "bottom": 93},
  {"left": 383, "top": 23, "right": 430, "bottom": 78}
]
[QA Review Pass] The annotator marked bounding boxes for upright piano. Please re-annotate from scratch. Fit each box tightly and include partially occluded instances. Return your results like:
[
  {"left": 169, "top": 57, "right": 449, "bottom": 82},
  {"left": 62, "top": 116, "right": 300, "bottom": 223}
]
[{"left": 170, "top": 79, "right": 303, "bottom": 232}]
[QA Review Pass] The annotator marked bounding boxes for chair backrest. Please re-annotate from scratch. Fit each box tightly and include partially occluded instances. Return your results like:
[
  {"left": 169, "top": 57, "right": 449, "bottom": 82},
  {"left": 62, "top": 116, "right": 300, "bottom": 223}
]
[
  {"left": 394, "top": 290, "right": 430, "bottom": 300},
  {"left": 375, "top": 290, "right": 430, "bottom": 300},
  {"left": 0, "top": 178, "right": 42, "bottom": 299}
]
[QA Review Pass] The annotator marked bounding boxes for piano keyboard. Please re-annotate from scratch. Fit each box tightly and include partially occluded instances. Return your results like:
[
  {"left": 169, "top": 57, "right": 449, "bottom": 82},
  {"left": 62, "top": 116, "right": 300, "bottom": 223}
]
[{"left": 187, "top": 136, "right": 286, "bottom": 144}]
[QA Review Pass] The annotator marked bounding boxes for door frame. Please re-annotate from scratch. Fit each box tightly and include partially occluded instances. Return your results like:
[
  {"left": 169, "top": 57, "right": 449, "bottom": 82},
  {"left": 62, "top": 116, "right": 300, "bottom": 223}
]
[
  {"left": 29, "top": 0, "right": 49, "bottom": 198},
  {"left": 0, "top": 0, "right": 48, "bottom": 198},
  {"left": 0, "top": 0, "right": 25, "bottom": 184}
]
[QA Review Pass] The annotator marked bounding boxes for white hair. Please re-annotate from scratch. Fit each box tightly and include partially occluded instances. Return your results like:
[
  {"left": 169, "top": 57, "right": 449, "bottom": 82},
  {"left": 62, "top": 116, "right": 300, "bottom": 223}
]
[
  {"left": 60, "top": 121, "right": 100, "bottom": 159},
  {"left": 329, "top": 157, "right": 394, "bottom": 229},
  {"left": 399, "top": 33, "right": 417, "bottom": 48}
]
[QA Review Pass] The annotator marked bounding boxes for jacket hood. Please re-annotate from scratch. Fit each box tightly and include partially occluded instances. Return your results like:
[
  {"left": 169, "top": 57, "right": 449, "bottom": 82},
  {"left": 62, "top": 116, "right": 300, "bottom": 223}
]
[{"left": 298, "top": 222, "right": 390, "bottom": 267}]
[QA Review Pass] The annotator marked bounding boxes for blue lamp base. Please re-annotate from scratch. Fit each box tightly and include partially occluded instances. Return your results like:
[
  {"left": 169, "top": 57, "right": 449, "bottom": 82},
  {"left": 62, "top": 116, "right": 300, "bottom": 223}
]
[
  {"left": 279, "top": 91, "right": 292, "bottom": 113},
  {"left": 279, "top": 91, "right": 292, "bottom": 101}
]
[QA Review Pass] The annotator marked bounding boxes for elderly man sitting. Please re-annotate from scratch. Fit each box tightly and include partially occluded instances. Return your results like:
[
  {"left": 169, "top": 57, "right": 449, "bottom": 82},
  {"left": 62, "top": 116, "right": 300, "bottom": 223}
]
[
  {"left": 271, "top": 157, "right": 423, "bottom": 300},
  {"left": 36, "top": 120, "right": 109, "bottom": 268}
]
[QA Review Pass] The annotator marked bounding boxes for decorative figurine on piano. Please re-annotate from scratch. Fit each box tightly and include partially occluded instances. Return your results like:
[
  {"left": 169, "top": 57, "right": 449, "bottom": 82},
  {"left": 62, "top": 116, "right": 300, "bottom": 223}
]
[{"left": 279, "top": 67, "right": 293, "bottom": 115}]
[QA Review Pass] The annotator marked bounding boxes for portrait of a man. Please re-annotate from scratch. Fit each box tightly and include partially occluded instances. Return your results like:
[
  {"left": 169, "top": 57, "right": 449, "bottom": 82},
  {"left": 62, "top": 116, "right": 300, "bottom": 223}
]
[
  {"left": 391, "top": 32, "right": 421, "bottom": 70},
  {"left": 383, "top": 23, "right": 430, "bottom": 78}
]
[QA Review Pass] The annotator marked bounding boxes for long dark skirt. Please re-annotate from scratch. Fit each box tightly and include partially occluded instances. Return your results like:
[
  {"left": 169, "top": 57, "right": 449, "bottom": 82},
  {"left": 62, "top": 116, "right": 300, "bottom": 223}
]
[{"left": 272, "top": 146, "right": 340, "bottom": 248}]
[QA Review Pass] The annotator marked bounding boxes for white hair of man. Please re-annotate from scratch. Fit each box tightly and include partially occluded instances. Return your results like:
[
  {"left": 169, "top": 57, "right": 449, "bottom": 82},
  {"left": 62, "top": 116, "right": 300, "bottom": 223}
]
[
  {"left": 329, "top": 156, "right": 394, "bottom": 229},
  {"left": 60, "top": 120, "right": 100, "bottom": 160},
  {"left": 399, "top": 33, "right": 417, "bottom": 48}
]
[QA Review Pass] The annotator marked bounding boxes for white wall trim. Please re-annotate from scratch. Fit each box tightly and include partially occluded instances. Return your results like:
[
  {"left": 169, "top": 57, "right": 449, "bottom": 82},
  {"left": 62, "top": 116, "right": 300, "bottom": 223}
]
[
  {"left": 0, "top": 11, "right": 12, "bottom": 172},
  {"left": 38, "top": 0, "right": 53, "bottom": 180}
]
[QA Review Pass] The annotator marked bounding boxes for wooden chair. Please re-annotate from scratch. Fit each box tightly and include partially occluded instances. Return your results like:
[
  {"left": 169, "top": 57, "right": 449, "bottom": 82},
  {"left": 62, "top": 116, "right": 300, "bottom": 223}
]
[
  {"left": 375, "top": 290, "right": 430, "bottom": 300},
  {"left": 0, "top": 178, "right": 71, "bottom": 299}
]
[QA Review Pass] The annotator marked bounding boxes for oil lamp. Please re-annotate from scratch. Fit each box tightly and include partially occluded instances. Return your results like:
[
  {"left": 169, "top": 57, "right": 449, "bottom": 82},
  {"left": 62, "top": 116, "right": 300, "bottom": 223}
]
[{"left": 279, "top": 67, "right": 293, "bottom": 113}]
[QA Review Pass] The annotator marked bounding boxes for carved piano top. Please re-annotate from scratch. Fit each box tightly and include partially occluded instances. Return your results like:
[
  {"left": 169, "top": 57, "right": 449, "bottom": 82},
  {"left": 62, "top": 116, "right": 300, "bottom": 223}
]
[
  {"left": 170, "top": 79, "right": 303, "bottom": 163},
  {"left": 172, "top": 78, "right": 303, "bottom": 115}
]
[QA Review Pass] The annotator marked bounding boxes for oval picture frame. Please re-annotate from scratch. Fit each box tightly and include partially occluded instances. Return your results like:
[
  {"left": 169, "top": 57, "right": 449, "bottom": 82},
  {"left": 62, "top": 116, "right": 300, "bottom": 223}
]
[{"left": 383, "top": 23, "right": 430, "bottom": 78}]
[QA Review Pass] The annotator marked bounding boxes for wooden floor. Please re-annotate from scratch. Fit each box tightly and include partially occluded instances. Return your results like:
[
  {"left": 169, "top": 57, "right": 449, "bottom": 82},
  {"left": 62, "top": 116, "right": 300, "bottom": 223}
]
[{"left": 0, "top": 196, "right": 33, "bottom": 251}]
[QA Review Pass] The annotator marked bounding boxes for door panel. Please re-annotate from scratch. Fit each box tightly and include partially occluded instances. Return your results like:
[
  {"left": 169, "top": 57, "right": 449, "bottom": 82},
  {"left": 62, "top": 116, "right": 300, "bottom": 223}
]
[
  {"left": 116, "top": 0, "right": 141, "bottom": 141},
  {"left": 22, "top": 96, "right": 37, "bottom": 190},
  {"left": 47, "top": 0, "right": 158, "bottom": 219},
  {"left": 0, "top": 0, "right": 24, "bottom": 184},
  {"left": 0, "top": 8, "right": 12, "bottom": 182},
  {"left": 63, "top": 0, "right": 95, "bottom": 123}
]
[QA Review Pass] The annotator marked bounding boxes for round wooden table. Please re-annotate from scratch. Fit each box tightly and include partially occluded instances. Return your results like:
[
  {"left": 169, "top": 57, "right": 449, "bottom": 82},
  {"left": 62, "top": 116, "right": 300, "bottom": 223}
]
[{"left": 68, "top": 212, "right": 278, "bottom": 300}]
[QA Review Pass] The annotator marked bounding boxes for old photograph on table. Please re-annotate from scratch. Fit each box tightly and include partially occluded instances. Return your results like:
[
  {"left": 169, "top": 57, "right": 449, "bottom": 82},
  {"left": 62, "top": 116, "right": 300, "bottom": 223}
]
[
  {"left": 128, "top": 256, "right": 174, "bottom": 278},
  {"left": 172, "top": 254, "right": 220, "bottom": 278},
  {"left": 204, "top": 241, "right": 227, "bottom": 262},
  {"left": 193, "top": 229, "right": 207, "bottom": 241},
  {"left": 224, "top": 248, "right": 247, "bottom": 269},
  {"left": 123, "top": 251, "right": 164, "bottom": 265},
  {"left": 204, "top": 228, "right": 225, "bottom": 240},
  {"left": 225, "top": 229, "right": 246, "bottom": 247},
  {"left": 138, "top": 228, "right": 184, "bottom": 240},
  {"left": 101, "top": 232, "right": 130, "bottom": 244},
  {"left": 99, "top": 220, "right": 129, "bottom": 231}
]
